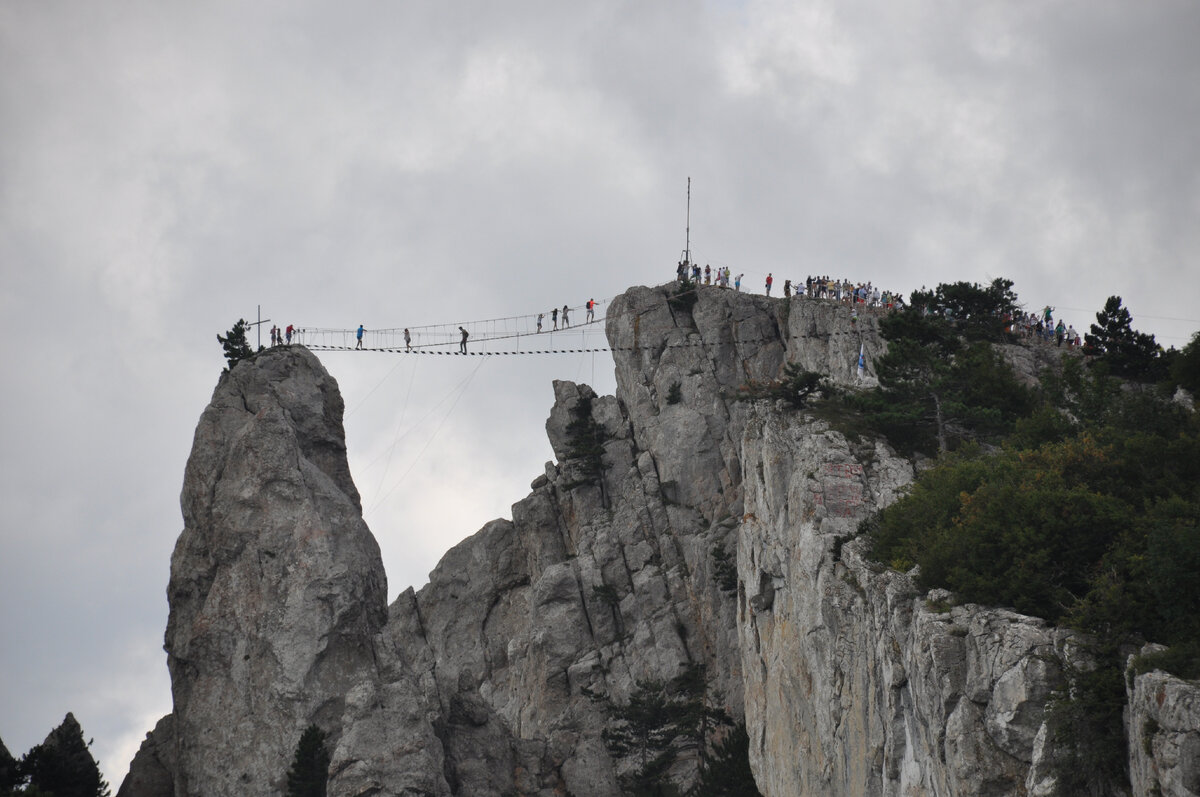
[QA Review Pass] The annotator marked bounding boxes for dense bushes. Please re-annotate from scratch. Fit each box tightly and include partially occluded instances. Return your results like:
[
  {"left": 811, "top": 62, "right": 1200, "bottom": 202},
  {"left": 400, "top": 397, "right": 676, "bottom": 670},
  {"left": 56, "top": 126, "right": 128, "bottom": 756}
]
[{"left": 859, "top": 289, "right": 1198, "bottom": 792}]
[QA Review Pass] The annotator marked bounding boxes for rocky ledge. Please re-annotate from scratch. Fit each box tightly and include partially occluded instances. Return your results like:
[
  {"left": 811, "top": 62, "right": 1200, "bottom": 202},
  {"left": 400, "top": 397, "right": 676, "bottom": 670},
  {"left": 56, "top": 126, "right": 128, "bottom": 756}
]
[{"left": 121, "top": 284, "right": 1200, "bottom": 796}]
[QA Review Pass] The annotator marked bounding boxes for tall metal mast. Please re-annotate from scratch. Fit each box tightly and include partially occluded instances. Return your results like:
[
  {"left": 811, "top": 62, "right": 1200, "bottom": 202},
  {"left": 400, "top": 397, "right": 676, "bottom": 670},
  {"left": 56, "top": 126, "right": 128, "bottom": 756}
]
[{"left": 684, "top": 177, "right": 691, "bottom": 265}]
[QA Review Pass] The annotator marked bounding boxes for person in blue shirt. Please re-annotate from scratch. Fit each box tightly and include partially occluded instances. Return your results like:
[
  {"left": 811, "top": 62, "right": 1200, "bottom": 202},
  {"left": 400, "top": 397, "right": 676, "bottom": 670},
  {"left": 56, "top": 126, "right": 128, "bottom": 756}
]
[{"left": 356, "top": 325, "right": 364, "bottom": 350}]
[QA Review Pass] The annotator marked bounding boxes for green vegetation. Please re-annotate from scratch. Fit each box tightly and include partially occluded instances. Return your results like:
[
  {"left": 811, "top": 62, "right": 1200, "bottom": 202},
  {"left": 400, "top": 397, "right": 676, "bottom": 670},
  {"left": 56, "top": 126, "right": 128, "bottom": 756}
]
[
  {"left": 593, "top": 664, "right": 761, "bottom": 796},
  {"left": 710, "top": 543, "right": 738, "bottom": 593},
  {"left": 850, "top": 282, "right": 1198, "bottom": 793},
  {"left": 866, "top": 361, "right": 1200, "bottom": 670},
  {"left": 851, "top": 279, "right": 1036, "bottom": 455},
  {"left": 667, "top": 381, "right": 683, "bottom": 405},
  {"left": 563, "top": 394, "right": 611, "bottom": 492},
  {"left": 1043, "top": 661, "right": 1129, "bottom": 795},
  {"left": 1, "top": 715, "right": 110, "bottom": 797},
  {"left": 1170, "top": 330, "right": 1200, "bottom": 395},
  {"left": 669, "top": 278, "right": 700, "bottom": 313},
  {"left": 908, "top": 277, "right": 1020, "bottom": 341},
  {"left": 0, "top": 742, "right": 17, "bottom": 795},
  {"left": 691, "top": 723, "right": 760, "bottom": 796},
  {"left": 217, "top": 318, "right": 255, "bottom": 372},
  {"left": 1084, "top": 296, "right": 1166, "bottom": 381},
  {"left": 736, "top": 363, "right": 832, "bottom": 409},
  {"left": 285, "top": 724, "right": 331, "bottom": 797}
]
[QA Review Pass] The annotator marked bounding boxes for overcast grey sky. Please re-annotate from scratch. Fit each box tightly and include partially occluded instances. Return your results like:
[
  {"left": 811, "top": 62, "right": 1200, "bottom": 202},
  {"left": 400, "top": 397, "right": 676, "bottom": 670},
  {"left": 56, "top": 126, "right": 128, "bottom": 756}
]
[{"left": 2, "top": 0, "right": 1198, "bottom": 785}]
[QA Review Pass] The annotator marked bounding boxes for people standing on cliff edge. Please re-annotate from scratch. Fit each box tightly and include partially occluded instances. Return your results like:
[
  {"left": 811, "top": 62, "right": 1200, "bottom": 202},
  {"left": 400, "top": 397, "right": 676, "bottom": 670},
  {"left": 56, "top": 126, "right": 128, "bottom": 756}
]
[
  {"left": 356, "top": 324, "right": 364, "bottom": 349},
  {"left": 765, "top": 273, "right": 773, "bottom": 295},
  {"left": 286, "top": 324, "right": 294, "bottom": 344},
  {"left": 459, "top": 326, "right": 469, "bottom": 354}
]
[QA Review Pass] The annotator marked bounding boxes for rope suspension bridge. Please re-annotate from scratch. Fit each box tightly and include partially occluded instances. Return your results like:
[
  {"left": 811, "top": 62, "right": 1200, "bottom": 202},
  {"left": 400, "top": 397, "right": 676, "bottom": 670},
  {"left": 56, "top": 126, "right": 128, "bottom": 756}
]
[
  {"left": 270, "top": 286, "right": 891, "bottom": 359},
  {"left": 298, "top": 298, "right": 617, "bottom": 356}
]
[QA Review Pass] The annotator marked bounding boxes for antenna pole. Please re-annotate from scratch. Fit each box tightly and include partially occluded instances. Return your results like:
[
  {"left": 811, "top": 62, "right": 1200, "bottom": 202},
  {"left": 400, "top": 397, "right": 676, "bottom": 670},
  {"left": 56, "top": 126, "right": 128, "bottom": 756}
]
[{"left": 685, "top": 177, "right": 691, "bottom": 265}]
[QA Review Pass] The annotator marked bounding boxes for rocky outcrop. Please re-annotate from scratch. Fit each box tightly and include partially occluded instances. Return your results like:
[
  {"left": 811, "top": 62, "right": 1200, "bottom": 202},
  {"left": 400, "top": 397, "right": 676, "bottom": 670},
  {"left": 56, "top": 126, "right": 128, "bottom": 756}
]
[
  {"left": 1126, "top": 656, "right": 1200, "bottom": 797},
  {"left": 154, "top": 348, "right": 441, "bottom": 795},
  {"left": 122, "top": 284, "right": 1199, "bottom": 796},
  {"left": 737, "top": 406, "right": 1082, "bottom": 795}
]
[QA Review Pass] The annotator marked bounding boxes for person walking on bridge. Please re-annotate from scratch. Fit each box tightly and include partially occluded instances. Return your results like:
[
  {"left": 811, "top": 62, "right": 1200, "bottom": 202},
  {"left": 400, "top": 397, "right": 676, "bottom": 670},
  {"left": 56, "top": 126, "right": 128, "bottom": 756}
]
[
  {"left": 404, "top": 328, "right": 411, "bottom": 351},
  {"left": 586, "top": 299, "right": 595, "bottom": 322},
  {"left": 356, "top": 324, "right": 364, "bottom": 350},
  {"left": 562, "top": 304, "right": 570, "bottom": 327},
  {"left": 459, "top": 326, "right": 469, "bottom": 354}
]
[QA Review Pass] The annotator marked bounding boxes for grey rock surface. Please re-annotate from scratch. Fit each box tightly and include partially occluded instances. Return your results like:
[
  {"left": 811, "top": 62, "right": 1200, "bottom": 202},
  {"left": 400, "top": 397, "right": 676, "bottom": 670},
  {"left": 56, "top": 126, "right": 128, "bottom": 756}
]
[
  {"left": 121, "top": 285, "right": 1198, "bottom": 796},
  {"left": 1126, "top": 653, "right": 1200, "bottom": 797}
]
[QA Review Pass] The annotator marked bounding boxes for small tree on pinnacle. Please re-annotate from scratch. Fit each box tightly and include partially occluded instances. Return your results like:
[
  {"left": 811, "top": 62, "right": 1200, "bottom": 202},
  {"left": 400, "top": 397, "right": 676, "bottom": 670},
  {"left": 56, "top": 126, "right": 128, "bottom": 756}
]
[
  {"left": 217, "top": 319, "right": 254, "bottom": 372},
  {"left": 285, "top": 724, "right": 331, "bottom": 797}
]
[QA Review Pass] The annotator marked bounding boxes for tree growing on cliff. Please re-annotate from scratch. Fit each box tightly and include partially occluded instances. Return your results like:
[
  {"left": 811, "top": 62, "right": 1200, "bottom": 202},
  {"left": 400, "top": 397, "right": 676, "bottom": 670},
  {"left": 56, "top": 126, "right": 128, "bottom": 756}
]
[
  {"left": 1170, "top": 330, "right": 1200, "bottom": 394},
  {"left": 689, "top": 722, "right": 759, "bottom": 797},
  {"left": 908, "top": 277, "right": 1020, "bottom": 342},
  {"left": 0, "top": 738, "right": 19, "bottom": 793},
  {"left": 1084, "top": 296, "right": 1163, "bottom": 381},
  {"left": 853, "top": 305, "right": 1035, "bottom": 454},
  {"left": 596, "top": 664, "right": 760, "bottom": 796},
  {"left": 217, "top": 319, "right": 255, "bottom": 372},
  {"left": 285, "top": 725, "right": 331, "bottom": 797}
]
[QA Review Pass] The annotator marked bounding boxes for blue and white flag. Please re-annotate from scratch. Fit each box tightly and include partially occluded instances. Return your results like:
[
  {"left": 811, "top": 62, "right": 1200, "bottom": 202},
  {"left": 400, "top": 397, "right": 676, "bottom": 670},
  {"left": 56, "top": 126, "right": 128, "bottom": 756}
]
[{"left": 857, "top": 344, "right": 865, "bottom": 379}]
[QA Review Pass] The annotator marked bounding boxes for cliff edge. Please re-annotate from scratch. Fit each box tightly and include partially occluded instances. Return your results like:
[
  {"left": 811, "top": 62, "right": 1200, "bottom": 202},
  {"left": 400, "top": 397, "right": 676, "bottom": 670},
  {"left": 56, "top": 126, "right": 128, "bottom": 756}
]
[{"left": 120, "top": 284, "right": 1200, "bottom": 796}]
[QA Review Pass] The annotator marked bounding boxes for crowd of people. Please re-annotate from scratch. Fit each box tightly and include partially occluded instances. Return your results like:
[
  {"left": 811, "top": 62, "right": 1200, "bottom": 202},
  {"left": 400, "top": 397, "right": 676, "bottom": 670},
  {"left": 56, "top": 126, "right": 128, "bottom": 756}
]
[
  {"left": 675, "top": 261, "right": 905, "bottom": 311},
  {"left": 672, "top": 261, "right": 1089, "bottom": 351},
  {"left": 266, "top": 274, "right": 1082, "bottom": 357},
  {"left": 1013, "top": 306, "right": 1081, "bottom": 347}
]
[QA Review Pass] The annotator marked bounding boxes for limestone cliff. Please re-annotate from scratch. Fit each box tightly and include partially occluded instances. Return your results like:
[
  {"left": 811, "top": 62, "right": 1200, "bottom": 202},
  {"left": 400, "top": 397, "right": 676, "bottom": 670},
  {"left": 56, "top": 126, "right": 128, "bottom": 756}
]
[{"left": 121, "top": 284, "right": 1200, "bottom": 797}]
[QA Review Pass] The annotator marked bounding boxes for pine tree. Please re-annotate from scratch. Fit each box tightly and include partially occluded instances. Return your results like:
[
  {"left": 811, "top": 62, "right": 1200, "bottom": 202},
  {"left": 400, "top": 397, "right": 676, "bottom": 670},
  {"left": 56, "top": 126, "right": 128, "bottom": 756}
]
[
  {"left": 1170, "top": 330, "right": 1200, "bottom": 394},
  {"left": 689, "top": 723, "right": 762, "bottom": 797},
  {"left": 1084, "top": 296, "right": 1163, "bottom": 381},
  {"left": 217, "top": 319, "right": 255, "bottom": 372},
  {"left": 0, "top": 737, "right": 19, "bottom": 792},
  {"left": 19, "top": 714, "right": 110, "bottom": 797},
  {"left": 285, "top": 725, "right": 331, "bottom": 797}
]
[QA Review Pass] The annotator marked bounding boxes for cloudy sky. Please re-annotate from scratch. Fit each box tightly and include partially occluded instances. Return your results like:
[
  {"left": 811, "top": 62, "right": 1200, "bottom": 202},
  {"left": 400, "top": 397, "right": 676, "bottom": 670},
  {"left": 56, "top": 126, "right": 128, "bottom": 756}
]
[{"left": 2, "top": 0, "right": 1198, "bottom": 786}]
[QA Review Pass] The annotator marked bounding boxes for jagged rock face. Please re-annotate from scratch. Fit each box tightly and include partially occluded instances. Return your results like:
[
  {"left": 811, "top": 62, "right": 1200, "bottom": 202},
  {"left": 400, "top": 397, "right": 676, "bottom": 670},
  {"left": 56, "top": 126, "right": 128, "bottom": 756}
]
[
  {"left": 162, "top": 347, "right": 398, "bottom": 795},
  {"left": 1126, "top": 661, "right": 1200, "bottom": 797},
  {"left": 116, "top": 716, "right": 175, "bottom": 797},
  {"left": 123, "top": 285, "right": 1200, "bottom": 796},
  {"left": 737, "top": 410, "right": 1081, "bottom": 795}
]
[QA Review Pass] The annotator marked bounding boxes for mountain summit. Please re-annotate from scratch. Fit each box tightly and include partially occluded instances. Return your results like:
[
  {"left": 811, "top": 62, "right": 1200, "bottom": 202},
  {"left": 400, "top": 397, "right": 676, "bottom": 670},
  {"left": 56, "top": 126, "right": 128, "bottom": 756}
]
[{"left": 120, "top": 284, "right": 1199, "bottom": 796}]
